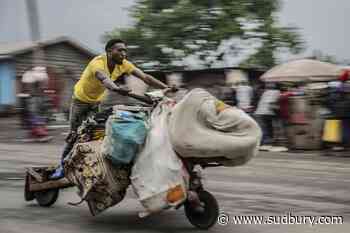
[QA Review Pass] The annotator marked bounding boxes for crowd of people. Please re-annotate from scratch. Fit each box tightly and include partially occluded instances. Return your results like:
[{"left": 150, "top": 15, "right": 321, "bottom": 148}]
[
  {"left": 233, "top": 70, "right": 350, "bottom": 152},
  {"left": 16, "top": 36, "right": 350, "bottom": 156}
]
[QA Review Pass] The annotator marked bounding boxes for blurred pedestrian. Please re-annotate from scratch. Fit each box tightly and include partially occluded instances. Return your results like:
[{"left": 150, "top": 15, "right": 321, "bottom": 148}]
[
  {"left": 340, "top": 70, "right": 350, "bottom": 149},
  {"left": 19, "top": 67, "right": 51, "bottom": 141},
  {"left": 236, "top": 80, "right": 254, "bottom": 113},
  {"left": 323, "top": 70, "right": 350, "bottom": 151},
  {"left": 254, "top": 83, "right": 280, "bottom": 146},
  {"left": 277, "top": 84, "right": 294, "bottom": 144}
]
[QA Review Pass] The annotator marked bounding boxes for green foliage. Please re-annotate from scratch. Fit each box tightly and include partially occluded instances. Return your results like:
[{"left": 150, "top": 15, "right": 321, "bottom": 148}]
[{"left": 103, "top": 0, "right": 304, "bottom": 69}]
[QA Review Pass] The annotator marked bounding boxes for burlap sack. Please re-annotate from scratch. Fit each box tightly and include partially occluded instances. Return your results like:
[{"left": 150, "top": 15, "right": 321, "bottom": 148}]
[{"left": 64, "top": 140, "right": 131, "bottom": 216}]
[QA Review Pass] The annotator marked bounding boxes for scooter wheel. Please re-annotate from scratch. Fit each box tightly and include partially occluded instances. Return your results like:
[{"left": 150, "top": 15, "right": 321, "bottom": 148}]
[
  {"left": 184, "top": 190, "right": 219, "bottom": 230},
  {"left": 35, "top": 189, "right": 59, "bottom": 207},
  {"left": 24, "top": 173, "right": 35, "bottom": 201}
]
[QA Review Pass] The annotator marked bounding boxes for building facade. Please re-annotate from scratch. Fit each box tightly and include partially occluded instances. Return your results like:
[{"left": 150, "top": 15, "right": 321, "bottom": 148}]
[
  {"left": 0, "top": 37, "right": 96, "bottom": 114},
  {"left": 147, "top": 67, "right": 265, "bottom": 105}
]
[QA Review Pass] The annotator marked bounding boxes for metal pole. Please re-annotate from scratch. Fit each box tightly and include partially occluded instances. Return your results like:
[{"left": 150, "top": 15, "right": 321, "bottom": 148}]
[
  {"left": 26, "top": 0, "right": 41, "bottom": 42},
  {"left": 26, "top": 0, "right": 45, "bottom": 66}
]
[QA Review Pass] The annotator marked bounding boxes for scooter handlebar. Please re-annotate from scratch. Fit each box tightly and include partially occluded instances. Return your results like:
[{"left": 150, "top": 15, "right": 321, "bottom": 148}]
[
  {"left": 113, "top": 86, "right": 178, "bottom": 105},
  {"left": 126, "top": 92, "right": 154, "bottom": 105}
]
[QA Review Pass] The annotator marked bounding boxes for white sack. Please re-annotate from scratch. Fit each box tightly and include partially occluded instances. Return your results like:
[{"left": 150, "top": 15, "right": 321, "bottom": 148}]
[
  {"left": 131, "top": 100, "right": 188, "bottom": 213},
  {"left": 169, "top": 88, "right": 262, "bottom": 166}
]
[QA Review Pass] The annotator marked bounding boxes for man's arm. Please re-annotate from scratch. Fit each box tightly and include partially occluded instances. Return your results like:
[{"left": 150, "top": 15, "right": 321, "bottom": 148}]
[
  {"left": 131, "top": 68, "right": 168, "bottom": 89},
  {"left": 95, "top": 70, "right": 130, "bottom": 95}
]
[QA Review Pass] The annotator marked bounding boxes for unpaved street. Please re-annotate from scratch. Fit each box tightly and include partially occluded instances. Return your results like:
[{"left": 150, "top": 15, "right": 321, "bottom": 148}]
[{"left": 0, "top": 142, "right": 349, "bottom": 233}]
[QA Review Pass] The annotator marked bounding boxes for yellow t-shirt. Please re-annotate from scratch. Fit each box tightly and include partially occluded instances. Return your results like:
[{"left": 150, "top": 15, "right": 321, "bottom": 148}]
[{"left": 74, "top": 54, "right": 136, "bottom": 103}]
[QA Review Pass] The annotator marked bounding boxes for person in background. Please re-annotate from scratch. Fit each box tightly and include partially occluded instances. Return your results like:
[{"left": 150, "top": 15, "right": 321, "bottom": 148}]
[
  {"left": 236, "top": 80, "right": 254, "bottom": 113},
  {"left": 254, "top": 82, "right": 281, "bottom": 146},
  {"left": 19, "top": 67, "right": 51, "bottom": 141},
  {"left": 50, "top": 38, "right": 170, "bottom": 179},
  {"left": 339, "top": 70, "right": 350, "bottom": 150},
  {"left": 277, "top": 84, "right": 294, "bottom": 144},
  {"left": 324, "top": 70, "right": 350, "bottom": 151}
]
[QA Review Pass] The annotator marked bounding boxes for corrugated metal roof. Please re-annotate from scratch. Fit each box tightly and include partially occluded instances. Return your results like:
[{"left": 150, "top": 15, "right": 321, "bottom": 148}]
[
  {"left": 0, "top": 54, "right": 13, "bottom": 60},
  {"left": 0, "top": 36, "right": 97, "bottom": 57},
  {"left": 145, "top": 66, "right": 265, "bottom": 74},
  {"left": 0, "top": 41, "right": 34, "bottom": 55}
]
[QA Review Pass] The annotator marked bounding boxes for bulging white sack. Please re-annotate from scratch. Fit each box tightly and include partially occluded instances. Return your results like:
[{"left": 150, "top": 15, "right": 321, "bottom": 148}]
[
  {"left": 168, "top": 88, "right": 262, "bottom": 166},
  {"left": 131, "top": 100, "right": 188, "bottom": 213}
]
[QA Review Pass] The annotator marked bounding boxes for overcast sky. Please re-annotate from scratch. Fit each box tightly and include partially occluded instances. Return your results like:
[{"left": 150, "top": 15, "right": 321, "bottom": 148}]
[{"left": 1, "top": 0, "right": 349, "bottom": 62}]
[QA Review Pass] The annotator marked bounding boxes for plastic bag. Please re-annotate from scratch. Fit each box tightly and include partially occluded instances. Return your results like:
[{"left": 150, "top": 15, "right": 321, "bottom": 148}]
[
  {"left": 102, "top": 110, "right": 147, "bottom": 165},
  {"left": 130, "top": 100, "right": 188, "bottom": 214},
  {"left": 323, "top": 119, "right": 342, "bottom": 142}
]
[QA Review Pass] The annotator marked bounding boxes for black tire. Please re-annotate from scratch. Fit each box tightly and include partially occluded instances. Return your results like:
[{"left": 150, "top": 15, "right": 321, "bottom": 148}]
[
  {"left": 24, "top": 173, "right": 35, "bottom": 201},
  {"left": 184, "top": 190, "right": 219, "bottom": 230},
  {"left": 34, "top": 189, "right": 59, "bottom": 207}
]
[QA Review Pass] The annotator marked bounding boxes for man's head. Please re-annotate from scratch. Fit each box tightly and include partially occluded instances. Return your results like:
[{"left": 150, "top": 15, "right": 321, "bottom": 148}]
[{"left": 105, "top": 39, "right": 127, "bottom": 65}]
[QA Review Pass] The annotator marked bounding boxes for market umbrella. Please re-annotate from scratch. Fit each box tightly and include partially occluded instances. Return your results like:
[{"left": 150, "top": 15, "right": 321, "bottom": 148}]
[{"left": 260, "top": 59, "right": 343, "bottom": 82}]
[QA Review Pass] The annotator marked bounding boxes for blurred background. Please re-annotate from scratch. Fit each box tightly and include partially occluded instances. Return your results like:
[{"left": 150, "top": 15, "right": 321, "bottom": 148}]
[
  {"left": 2, "top": 3, "right": 350, "bottom": 231},
  {"left": 1, "top": 0, "right": 350, "bottom": 149},
  {"left": 2, "top": 0, "right": 350, "bottom": 65}
]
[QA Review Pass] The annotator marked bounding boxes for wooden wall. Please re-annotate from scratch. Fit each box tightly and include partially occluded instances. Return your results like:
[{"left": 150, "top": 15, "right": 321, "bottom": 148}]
[
  {"left": 13, "top": 42, "right": 95, "bottom": 111},
  {"left": 14, "top": 42, "right": 94, "bottom": 80}
]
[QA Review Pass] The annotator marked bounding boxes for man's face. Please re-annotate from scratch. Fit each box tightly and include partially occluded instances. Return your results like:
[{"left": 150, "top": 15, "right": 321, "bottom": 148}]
[{"left": 108, "top": 43, "right": 127, "bottom": 64}]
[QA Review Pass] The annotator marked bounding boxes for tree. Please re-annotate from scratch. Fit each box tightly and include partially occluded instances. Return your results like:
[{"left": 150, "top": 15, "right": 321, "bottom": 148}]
[{"left": 103, "top": 0, "right": 304, "bottom": 69}]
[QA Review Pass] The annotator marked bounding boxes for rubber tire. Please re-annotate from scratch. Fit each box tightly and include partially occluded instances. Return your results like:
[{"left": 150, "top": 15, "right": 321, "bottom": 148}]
[
  {"left": 24, "top": 173, "right": 35, "bottom": 201},
  {"left": 184, "top": 190, "right": 219, "bottom": 230},
  {"left": 34, "top": 189, "right": 59, "bottom": 207}
]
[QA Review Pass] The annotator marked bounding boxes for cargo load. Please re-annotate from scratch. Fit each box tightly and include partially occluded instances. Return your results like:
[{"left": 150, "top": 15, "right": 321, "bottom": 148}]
[
  {"left": 131, "top": 100, "right": 188, "bottom": 214},
  {"left": 101, "top": 110, "right": 148, "bottom": 165},
  {"left": 168, "top": 88, "right": 262, "bottom": 167},
  {"left": 64, "top": 140, "right": 131, "bottom": 216}
]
